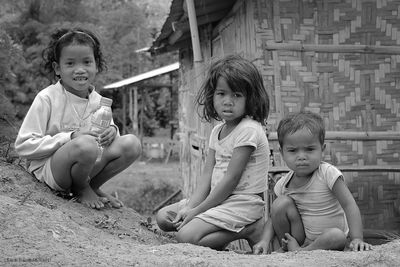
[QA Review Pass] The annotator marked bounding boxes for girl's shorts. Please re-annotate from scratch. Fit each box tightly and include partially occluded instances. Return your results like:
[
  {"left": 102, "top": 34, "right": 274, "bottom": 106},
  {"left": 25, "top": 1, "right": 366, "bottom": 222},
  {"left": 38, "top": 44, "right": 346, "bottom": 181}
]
[
  {"left": 32, "top": 157, "right": 64, "bottom": 191},
  {"left": 179, "top": 194, "right": 265, "bottom": 233}
]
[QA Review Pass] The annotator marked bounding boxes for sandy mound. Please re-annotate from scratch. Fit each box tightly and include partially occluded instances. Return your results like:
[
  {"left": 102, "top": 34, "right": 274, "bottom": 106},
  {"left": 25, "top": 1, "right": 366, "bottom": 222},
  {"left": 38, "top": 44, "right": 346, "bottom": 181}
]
[{"left": 1, "top": 160, "right": 399, "bottom": 267}]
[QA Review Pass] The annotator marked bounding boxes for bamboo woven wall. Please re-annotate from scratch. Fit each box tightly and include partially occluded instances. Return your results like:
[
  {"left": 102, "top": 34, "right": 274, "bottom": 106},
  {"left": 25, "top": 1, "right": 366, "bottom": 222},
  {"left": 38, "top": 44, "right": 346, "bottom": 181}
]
[
  {"left": 178, "top": 0, "right": 400, "bottom": 236},
  {"left": 256, "top": 0, "right": 400, "bottom": 231}
]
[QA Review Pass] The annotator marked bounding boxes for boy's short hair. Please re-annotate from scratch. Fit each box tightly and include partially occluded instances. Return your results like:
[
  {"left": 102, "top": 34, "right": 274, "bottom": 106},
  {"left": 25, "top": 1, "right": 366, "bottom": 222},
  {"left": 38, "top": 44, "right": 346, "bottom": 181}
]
[{"left": 277, "top": 111, "right": 325, "bottom": 147}]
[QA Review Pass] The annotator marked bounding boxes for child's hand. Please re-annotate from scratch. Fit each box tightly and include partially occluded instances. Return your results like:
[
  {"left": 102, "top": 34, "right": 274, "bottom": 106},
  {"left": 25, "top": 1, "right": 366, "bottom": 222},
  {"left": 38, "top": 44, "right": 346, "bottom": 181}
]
[
  {"left": 166, "top": 211, "right": 178, "bottom": 222},
  {"left": 98, "top": 126, "right": 117, "bottom": 147},
  {"left": 172, "top": 206, "right": 189, "bottom": 228},
  {"left": 176, "top": 208, "right": 199, "bottom": 230},
  {"left": 252, "top": 240, "right": 270, "bottom": 255},
  {"left": 349, "top": 238, "right": 372, "bottom": 251}
]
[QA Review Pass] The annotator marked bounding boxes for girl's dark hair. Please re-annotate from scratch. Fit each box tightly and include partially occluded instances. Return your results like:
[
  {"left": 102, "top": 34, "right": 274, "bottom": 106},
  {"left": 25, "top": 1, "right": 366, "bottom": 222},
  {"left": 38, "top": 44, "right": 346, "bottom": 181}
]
[
  {"left": 195, "top": 55, "right": 270, "bottom": 125},
  {"left": 42, "top": 27, "right": 106, "bottom": 79},
  {"left": 277, "top": 111, "right": 326, "bottom": 147}
]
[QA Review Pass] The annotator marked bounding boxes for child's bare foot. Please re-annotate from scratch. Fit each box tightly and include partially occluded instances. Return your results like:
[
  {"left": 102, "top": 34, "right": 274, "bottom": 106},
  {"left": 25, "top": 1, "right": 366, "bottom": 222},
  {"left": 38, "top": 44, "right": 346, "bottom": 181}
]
[
  {"left": 281, "top": 238, "right": 288, "bottom": 251},
  {"left": 284, "top": 233, "right": 301, "bottom": 251},
  {"left": 94, "top": 188, "right": 123, "bottom": 208},
  {"left": 76, "top": 186, "right": 105, "bottom": 209},
  {"left": 245, "top": 218, "right": 265, "bottom": 248},
  {"left": 274, "top": 247, "right": 286, "bottom": 253}
]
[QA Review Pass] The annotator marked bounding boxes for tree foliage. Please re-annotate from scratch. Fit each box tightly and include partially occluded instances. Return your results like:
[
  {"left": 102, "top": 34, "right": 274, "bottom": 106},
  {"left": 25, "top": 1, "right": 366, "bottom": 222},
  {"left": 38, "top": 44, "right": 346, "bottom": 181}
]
[
  {"left": 0, "top": 30, "right": 21, "bottom": 120},
  {"left": 0, "top": 0, "right": 176, "bottom": 136}
]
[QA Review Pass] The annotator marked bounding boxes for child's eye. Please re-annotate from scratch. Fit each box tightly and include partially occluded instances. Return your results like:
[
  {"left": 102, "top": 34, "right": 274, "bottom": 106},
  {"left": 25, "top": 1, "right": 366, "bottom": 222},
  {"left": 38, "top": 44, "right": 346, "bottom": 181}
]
[
  {"left": 85, "top": 60, "right": 93, "bottom": 65},
  {"left": 234, "top": 93, "right": 244, "bottom": 98}
]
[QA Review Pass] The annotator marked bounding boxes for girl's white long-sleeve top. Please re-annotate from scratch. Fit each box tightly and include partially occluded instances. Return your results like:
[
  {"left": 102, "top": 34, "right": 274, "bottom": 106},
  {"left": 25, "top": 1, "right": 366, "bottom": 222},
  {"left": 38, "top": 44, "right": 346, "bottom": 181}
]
[{"left": 15, "top": 81, "right": 118, "bottom": 174}]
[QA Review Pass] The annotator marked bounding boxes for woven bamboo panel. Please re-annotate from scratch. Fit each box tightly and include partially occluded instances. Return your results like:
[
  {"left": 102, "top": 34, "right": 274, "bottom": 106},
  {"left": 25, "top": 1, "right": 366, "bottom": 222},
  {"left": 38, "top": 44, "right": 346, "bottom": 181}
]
[
  {"left": 257, "top": 0, "right": 400, "bottom": 231},
  {"left": 178, "top": 0, "right": 399, "bottom": 253}
]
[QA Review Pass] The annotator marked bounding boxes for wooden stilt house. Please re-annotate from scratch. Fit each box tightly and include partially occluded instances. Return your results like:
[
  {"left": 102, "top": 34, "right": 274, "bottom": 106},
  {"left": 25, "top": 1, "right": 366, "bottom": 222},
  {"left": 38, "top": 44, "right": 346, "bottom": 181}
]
[
  {"left": 103, "top": 63, "right": 180, "bottom": 160},
  {"left": 150, "top": 0, "right": 400, "bottom": 237},
  {"left": 103, "top": 62, "right": 179, "bottom": 136}
]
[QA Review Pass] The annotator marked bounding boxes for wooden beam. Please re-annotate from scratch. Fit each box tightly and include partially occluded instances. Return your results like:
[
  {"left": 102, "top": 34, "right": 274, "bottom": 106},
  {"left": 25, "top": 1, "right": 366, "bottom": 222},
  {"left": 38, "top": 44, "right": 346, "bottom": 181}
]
[
  {"left": 152, "top": 189, "right": 181, "bottom": 213},
  {"left": 264, "top": 42, "right": 400, "bottom": 54},
  {"left": 268, "top": 131, "right": 400, "bottom": 141},
  {"left": 193, "top": 1, "right": 234, "bottom": 16},
  {"left": 270, "top": 165, "right": 400, "bottom": 174},
  {"left": 172, "top": 10, "right": 230, "bottom": 32}
]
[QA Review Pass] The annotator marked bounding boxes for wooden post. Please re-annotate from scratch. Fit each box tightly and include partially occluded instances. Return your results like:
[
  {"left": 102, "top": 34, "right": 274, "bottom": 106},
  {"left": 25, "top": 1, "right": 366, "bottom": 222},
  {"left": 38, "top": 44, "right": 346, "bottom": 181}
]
[
  {"left": 122, "top": 88, "right": 127, "bottom": 134},
  {"left": 133, "top": 87, "right": 138, "bottom": 134},
  {"left": 139, "top": 89, "right": 144, "bottom": 141},
  {"left": 272, "top": 0, "right": 282, "bottom": 42},
  {"left": 169, "top": 73, "right": 174, "bottom": 139},
  {"left": 129, "top": 87, "right": 133, "bottom": 133},
  {"left": 186, "top": 0, "right": 202, "bottom": 62}
]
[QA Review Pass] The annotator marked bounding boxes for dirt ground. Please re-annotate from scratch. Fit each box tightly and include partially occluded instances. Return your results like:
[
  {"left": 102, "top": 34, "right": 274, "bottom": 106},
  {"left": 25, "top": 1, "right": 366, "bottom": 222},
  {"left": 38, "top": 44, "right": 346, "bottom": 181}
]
[
  {"left": 1, "top": 158, "right": 400, "bottom": 267},
  {"left": 102, "top": 159, "right": 183, "bottom": 216}
]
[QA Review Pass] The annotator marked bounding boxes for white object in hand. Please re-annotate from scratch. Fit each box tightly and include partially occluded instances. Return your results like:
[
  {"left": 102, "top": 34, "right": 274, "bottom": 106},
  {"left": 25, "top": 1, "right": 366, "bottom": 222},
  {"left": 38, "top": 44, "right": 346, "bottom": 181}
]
[{"left": 90, "top": 97, "right": 113, "bottom": 162}]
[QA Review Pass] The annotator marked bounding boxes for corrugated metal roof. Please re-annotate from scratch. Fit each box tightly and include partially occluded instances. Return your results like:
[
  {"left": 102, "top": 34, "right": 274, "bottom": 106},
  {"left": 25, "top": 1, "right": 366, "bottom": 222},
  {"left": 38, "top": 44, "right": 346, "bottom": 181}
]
[
  {"left": 150, "top": 0, "right": 235, "bottom": 54},
  {"left": 103, "top": 62, "right": 179, "bottom": 89}
]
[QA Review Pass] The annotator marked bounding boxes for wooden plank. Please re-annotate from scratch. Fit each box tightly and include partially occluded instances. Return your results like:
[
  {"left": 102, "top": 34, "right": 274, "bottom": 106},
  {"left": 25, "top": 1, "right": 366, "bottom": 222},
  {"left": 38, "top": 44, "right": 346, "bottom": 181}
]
[
  {"left": 268, "top": 131, "right": 400, "bottom": 141},
  {"left": 270, "top": 165, "right": 400, "bottom": 174},
  {"left": 272, "top": 0, "right": 282, "bottom": 42},
  {"left": 264, "top": 42, "right": 400, "bottom": 54},
  {"left": 272, "top": 51, "right": 282, "bottom": 119},
  {"left": 152, "top": 189, "right": 182, "bottom": 214}
]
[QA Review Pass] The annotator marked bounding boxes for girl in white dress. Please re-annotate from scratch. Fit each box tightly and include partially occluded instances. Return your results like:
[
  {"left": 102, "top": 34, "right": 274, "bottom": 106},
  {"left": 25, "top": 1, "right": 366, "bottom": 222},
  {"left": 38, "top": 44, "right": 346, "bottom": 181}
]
[{"left": 156, "top": 55, "right": 270, "bottom": 251}]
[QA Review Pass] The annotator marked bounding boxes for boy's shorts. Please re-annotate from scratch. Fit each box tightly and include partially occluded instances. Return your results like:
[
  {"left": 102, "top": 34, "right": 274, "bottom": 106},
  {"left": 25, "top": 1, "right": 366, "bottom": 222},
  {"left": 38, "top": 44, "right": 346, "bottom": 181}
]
[
  {"left": 303, "top": 233, "right": 350, "bottom": 248},
  {"left": 32, "top": 157, "right": 64, "bottom": 191}
]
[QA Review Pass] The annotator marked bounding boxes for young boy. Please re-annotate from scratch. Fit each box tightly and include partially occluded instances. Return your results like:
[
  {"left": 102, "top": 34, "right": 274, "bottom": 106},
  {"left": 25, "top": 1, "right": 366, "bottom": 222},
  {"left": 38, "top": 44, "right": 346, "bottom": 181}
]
[{"left": 253, "top": 111, "right": 372, "bottom": 254}]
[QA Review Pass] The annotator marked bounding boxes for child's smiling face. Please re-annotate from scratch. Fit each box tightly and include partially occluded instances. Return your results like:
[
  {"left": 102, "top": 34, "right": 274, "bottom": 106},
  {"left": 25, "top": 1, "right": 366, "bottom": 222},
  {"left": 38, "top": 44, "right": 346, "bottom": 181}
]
[
  {"left": 280, "top": 128, "right": 325, "bottom": 178},
  {"left": 53, "top": 44, "right": 98, "bottom": 98}
]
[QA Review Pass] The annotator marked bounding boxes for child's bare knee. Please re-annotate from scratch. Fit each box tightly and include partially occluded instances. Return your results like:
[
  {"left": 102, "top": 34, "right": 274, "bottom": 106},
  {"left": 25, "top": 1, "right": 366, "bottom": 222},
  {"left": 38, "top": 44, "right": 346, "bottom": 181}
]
[
  {"left": 271, "top": 195, "right": 295, "bottom": 216},
  {"left": 121, "top": 134, "right": 142, "bottom": 160},
  {"left": 155, "top": 209, "right": 169, "bottom": 231},
  {"left": 71, "top": 136, "right": 98, "bottom": 160},
  {"left": 176, "top": 231, "right": 189, "bottom": 244},
  {"left": 324, "top": 228, "right": 347, "bottom": 249},
  {"left": 176, "top": 229, "right": 197, "bottom": 244}
]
